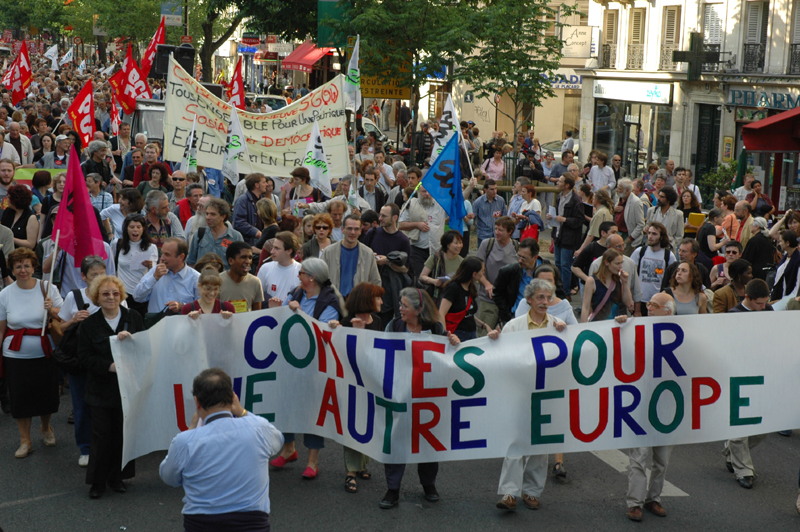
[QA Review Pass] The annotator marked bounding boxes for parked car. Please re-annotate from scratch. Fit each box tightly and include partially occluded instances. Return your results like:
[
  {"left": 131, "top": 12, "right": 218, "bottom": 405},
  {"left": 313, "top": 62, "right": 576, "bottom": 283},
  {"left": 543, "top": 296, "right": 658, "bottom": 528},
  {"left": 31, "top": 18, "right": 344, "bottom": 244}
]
[
  {"left": 246, "top": 93, "right": 288, "bottom": 111},
  {"left": 541, "top": 138, "right": 581, "bottom": 164},
  {"left": 361, "top": 117, "right": 394, "bottom": 151}
]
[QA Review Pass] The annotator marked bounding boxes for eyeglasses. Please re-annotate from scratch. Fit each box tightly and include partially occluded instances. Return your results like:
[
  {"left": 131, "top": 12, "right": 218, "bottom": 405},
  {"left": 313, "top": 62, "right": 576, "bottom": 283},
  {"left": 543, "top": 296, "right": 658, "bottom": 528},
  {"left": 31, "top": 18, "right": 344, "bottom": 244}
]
[
  {"left": 173, "top": 177, "right": 186, "bottom": 182},
  {"left": 101, "top": 291, "right": 121, "bottom": 299},
  {"left": 315, "top": 225, "right": 330, "bottom": 230}
]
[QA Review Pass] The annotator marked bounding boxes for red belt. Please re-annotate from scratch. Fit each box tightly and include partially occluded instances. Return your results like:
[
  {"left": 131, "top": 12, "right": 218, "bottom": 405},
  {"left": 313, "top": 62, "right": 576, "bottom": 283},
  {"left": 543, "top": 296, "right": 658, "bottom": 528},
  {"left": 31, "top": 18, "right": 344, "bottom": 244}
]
[{"left": 0, "top": 327, "right": 53, "bottom": 378}]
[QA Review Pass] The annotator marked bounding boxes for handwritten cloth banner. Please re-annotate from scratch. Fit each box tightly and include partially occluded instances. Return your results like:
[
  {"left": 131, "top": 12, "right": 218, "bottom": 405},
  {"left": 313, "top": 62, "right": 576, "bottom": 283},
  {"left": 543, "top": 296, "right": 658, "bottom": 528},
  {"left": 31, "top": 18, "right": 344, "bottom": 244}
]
[
  {"left": 111, "top": 308, "right": 798, "bottom": 467},
  {"left": 163, "top": 57, "right": 349, "bottom": 181}
]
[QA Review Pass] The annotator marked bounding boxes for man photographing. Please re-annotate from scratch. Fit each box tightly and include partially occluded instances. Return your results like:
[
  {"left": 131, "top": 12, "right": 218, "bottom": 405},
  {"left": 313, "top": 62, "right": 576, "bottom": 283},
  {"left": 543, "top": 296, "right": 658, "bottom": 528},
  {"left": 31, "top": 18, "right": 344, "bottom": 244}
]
[{"left": 160, "top": 368, "right": 283, "bottom": 532}]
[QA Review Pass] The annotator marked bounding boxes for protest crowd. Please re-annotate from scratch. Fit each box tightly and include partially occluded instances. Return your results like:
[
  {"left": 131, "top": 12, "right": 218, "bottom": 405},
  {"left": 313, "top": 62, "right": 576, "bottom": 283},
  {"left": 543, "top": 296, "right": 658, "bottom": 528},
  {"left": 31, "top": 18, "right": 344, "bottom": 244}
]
[{"left": 1, "top": 31, "right": 800, "bottom": 532}]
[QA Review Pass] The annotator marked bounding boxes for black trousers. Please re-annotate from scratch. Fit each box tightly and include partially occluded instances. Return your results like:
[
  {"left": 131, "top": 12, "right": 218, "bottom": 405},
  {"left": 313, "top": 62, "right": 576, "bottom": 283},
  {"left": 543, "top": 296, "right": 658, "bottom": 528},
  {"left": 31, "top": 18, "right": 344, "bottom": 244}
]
[
  {"left": 409, "top": 246, "right": 430, "bottom": 284},
  {"left": 385, "top": 462, "right": 438, "bottom": 490},
  {"left": 86, "top": 404, "right": 135, "bottom": 486}
]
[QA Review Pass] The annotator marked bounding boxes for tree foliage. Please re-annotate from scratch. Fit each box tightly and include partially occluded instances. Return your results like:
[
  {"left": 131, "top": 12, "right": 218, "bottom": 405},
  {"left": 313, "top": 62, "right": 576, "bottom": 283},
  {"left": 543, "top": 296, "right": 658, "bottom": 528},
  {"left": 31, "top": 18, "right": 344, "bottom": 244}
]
[{"left": 240, "top": 0, "right": 318, "bottom": 42}]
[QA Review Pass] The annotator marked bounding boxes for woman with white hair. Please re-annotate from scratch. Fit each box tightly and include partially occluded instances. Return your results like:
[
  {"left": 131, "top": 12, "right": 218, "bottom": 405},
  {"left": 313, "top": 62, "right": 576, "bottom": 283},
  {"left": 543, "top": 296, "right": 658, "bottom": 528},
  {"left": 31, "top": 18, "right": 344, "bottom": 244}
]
[
  {"left": 741, "top": 216, "right": 778, "bottom": 281},
  {"left": 269, "top": 258, "right": 345, "bottom": 479},
  {"left": 491, "top": 278, "right": 566, "bottom": 512}
]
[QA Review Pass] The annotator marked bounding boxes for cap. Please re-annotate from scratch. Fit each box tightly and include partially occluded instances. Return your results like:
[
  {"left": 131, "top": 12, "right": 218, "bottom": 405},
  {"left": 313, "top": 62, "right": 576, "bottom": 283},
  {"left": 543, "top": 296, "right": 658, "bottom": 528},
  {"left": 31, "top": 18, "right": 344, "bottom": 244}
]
[
  {"left": 467, "top": 120, "right": 475, "bottom": 125},
  {"left": 55, "top": 134, "right": 69, "bottom": 142}
]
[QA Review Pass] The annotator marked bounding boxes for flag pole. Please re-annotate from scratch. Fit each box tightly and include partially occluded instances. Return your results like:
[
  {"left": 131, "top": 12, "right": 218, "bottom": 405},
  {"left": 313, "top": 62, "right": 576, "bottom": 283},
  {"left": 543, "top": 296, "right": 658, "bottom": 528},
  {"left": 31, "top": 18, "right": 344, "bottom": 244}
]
[
  {"left": 398, "top": 181, "right": 422, "bottom": 217},
  {"left": 42, "top": 230, "right": 60, "bottom": 335}
]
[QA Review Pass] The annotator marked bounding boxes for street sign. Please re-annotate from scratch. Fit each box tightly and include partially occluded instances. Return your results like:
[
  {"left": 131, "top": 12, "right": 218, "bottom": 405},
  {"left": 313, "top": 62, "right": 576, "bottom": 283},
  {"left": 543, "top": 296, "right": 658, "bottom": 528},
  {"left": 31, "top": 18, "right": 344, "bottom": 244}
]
[
  {"left": 180, "top": 35, "right": 193, "bottom": 44},
  {"left": 360, "top": 76, "right": 411, "bottom": 99},
  {"left": 266, "top": 35, "right": 277, "bottom": 44},
  {"left": 241, "top": 32, "right": 260, "bottom": 45},
  {"left": 161, "top": 1, "right": 182, "bottom": 26},
  {"left": 73, "top": 36, "right": 82, "bottom": 45},
  {"left": 268, "top": 43, "right": 293, "bottom": 54}
]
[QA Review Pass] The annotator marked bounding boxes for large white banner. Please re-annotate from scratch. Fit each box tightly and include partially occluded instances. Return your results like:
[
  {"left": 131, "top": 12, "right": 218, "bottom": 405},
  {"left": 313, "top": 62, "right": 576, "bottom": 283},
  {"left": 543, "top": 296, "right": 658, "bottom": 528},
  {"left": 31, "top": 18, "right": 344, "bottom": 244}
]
[
  {"left": 112, "top": 308, "right": 800, "bottom": 467},
  {"left": 163, "top": 57, "right": 349, "bottom": 180}
]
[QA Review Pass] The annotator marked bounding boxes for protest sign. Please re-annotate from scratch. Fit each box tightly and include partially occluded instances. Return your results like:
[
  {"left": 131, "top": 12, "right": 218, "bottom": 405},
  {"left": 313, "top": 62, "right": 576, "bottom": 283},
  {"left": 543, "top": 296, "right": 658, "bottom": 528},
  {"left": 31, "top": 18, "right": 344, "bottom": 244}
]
[
  {"left": 163, "top": 56, "right": 349, "bottom": 180},
  {"left": 112, "top": 309, "right": 796, "bottom": 468}
]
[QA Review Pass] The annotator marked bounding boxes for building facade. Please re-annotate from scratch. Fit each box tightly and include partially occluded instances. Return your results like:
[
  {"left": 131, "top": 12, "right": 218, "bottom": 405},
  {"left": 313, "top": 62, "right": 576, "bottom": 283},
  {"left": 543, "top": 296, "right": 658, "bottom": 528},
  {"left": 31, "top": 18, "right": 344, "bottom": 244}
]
[{"left": 579, "top": 0, "right": 800, "bottom": 204}]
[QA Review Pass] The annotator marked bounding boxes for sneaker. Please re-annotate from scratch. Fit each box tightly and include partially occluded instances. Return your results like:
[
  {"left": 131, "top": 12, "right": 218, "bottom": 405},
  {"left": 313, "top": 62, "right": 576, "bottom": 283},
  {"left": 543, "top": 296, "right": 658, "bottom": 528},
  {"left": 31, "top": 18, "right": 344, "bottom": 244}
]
[
  {"left": 496, "top": 494, "right": 516, "bottom": 510},
  {"left": 522, "top": 494, "right": 539, "bottom": 510},
  {"left": 79, "top": 455, "right": 90, "bottom": 467}
]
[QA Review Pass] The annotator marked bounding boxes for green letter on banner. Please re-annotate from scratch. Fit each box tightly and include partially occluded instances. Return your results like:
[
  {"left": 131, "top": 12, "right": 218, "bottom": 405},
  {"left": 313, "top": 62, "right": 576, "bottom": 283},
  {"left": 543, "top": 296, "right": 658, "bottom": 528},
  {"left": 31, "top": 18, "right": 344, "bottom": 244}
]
[
  {"left": 280, "top": 314, "right": 316, "bottom": 368},
  {"left": 730, "top": 376, "right": 764, "bottom": 426},
  {"left": 648, "top": 380, "right": 684, "bottom": 433},
  {"left": 531, "top": 390, "right": 565, "bottom": 445},
  {"left": 571, "top": 330, "right": 607, "bottom": 386}
]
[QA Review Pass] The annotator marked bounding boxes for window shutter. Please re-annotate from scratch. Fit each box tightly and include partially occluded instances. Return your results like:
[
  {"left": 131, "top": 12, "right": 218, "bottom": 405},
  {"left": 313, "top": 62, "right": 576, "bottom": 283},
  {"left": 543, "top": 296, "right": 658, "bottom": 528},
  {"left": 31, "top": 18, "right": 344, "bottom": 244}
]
[
  {"left": 793, "top": 0, "right": 800, "bottom": 43},
  {"left": 663, "top": 7, "right": 681, "bottom": 45},
  {"left": 604, "top": 10, "right": 618, "bottom": 44},
  {"left": 703, "top": 4, "right": 724, "bottom": 44},
  {"left": 759, "top": 2, "right": 770, "bottom": 44},
  {"left": 630, "top": 10, "right": 646, "bottom": 44},
  {"left": 745, "top": 2, "right": 763, "bottom": 43}
]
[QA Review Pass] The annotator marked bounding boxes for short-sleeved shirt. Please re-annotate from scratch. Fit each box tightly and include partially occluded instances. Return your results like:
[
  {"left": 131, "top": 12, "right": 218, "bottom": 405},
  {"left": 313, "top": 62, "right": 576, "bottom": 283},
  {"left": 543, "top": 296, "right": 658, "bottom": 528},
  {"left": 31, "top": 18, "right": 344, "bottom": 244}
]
[
  {"left": 588, "top": 207, "right": 614, "bottom": 239},
  {"left": 424, "top": 253, "right": 463, "bottom": 279},
  {"left": 257, "top": 260, "right": 301, "bottom": 303},
  {"left": 219, "top": 272, "right": 264, "bottom": 313},
  {"left": 477, "top": 238, "right": 518, "bottom": 303},
  {"left": 0, "top": 281, "right": 64, "bottom": 359},
  {"left": 442, "top": 282, "right": 477, "bottom": 332}
]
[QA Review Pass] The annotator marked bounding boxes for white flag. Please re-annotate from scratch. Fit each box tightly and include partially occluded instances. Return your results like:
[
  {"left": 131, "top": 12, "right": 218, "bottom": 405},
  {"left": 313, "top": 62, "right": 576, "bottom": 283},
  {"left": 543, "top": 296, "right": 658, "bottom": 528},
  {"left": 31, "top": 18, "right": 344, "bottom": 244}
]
[
  {"left": 429, "top": 94, "right": 459, "bottom": 165},
  {"left": 59, "top": 47, "right": 74, "bottom": 66},
  {"left": 101, "top": 63, "right": 115, "bottom": 77},
  {"left": 44, "top": 44, "right": 58, "bottom": 71},
  {"left": 303, "top": 118, "right": 332, "bottom": 198},
  {"left": 343, "top": 35, "right": 361, "bottom": 112},
  {"left": 221, "top": 108, "right": 251, "bottom": 186},
  {"left": 78, "top": 60, "right": 86, "bottom": 73},
  {"left": 181, "top": 115, "right": 198, "bottom": 175}
]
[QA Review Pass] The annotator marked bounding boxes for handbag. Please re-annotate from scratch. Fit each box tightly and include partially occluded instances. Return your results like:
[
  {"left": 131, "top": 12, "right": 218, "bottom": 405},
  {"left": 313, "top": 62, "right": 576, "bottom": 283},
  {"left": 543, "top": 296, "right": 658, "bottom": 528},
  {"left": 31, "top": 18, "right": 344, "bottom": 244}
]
[
  {"left": 144, "top": 305, "right": 171, "bottom": 329},
  {"left": 520, "top": 223, "right": 539, "bottom": 241},
  {"left": 587, "top": 279, "right": 616, "bottom": 322}
]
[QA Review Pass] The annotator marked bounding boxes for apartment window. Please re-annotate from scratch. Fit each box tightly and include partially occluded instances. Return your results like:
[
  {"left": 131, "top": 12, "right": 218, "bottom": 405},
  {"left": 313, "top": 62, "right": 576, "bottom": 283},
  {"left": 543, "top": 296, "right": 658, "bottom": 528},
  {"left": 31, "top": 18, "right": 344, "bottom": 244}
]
[
  {"left": 703, "top": 3, "right": 724, "bottom": 71},
  {"left": 660, "top": 6, "right": 682, "bottom": 70},
  {"left": 790, "top": 0, "right": 800, "bottom": 73},
  {"left": 627, "top": 9, "right": 646, "bottom": 69},
  {"left": 578, "top": 0, "right": 589, "bottom": 26},
  {"left": 602, "top": 10, "right": 619, "bottom": 68},
  {"left": 742, "top": 1, "right": 769, "bottom": 72}
]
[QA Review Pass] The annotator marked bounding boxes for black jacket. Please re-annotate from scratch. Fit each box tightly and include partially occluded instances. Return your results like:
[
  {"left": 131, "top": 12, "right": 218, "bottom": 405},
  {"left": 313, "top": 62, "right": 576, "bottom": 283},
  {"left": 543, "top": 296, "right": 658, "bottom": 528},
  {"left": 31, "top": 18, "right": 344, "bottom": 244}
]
[
  {"left": 492, "top": 259, "right": 557, "bottom": 323},
  {"left": 81, "top": 157, "right": 114, "bottom": 186},
  {"left": 359, "top": 185, "right": 386, "bottom": 213},
  {"left": 741, "top": 231, "right": 776, "bottom": 281},
  {"left": 77, "top": 307, "right": 144, "bottom": 408},
  {"left": 553, "top": 191, "right": 584, "bottom": 250},
  {"left": 771, "top": 248, "right": 800, "bottom": 300}
]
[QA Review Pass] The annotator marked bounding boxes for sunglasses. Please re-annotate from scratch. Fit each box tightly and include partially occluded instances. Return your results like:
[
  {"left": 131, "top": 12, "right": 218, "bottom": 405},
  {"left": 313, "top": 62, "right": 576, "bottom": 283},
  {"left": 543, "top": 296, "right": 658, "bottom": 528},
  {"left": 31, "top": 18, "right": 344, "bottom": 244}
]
[
  {"left": 173, "top": 177, "right": 186, "bottom": 182},
  {"left": 315, "top": 225, "right": 330, "bottom": 230}
]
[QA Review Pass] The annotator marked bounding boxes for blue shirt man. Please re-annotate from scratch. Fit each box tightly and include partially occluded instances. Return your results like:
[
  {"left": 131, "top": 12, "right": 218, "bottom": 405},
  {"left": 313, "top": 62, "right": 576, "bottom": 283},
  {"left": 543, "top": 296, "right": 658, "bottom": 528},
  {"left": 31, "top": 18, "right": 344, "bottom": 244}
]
[
  {"left": 472, "top": 179, "right": 507, "bottom": 246},
  {"left": 134, "top": 238, "right": 201, "bottom": 313},
  {"left": 160, "top": 368, "right": 284, "bottom": 530}
]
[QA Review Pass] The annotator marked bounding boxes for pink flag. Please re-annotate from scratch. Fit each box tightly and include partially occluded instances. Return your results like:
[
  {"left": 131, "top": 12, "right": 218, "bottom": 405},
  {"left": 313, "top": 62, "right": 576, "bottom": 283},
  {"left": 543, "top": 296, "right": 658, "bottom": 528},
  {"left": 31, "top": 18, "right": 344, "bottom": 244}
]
[{"left": 52, "top": 145, "right": 108, "bottom": 263}]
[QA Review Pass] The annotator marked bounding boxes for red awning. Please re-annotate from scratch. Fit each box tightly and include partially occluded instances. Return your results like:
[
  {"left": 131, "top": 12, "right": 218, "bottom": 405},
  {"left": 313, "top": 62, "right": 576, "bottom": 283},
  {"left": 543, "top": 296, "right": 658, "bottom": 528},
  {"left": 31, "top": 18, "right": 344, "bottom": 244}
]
[
  {"left": 741, "top": 106, "right": 800, "bottom": 153},
  {"left": 281, "top": 41, "right": 331, "bottom": 73}
]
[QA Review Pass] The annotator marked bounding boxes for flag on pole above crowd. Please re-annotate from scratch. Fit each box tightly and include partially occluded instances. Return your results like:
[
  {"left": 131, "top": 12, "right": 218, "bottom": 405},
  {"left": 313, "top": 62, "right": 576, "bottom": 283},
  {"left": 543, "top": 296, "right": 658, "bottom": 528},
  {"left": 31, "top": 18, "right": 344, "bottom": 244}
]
[
  {"left": 303, "top": 118, "right": 332, "bottom": 198},
  {"left": 101, "top": 62, "right": 115, "bottom": 77},
  {"left": 52, "top": 145, "right": 108, "bottom": 264},
  {"left": 429, "top": 94, "right": 459, "bottom": 165},
  {"left": 141, "top": 16, "right": 166, "bottom": 78},
  {"left": 59, "top": 47, "right": 74, "bottom": 66},
  {"left": 421, "top": 132, "right": 466, "bottom": 234},
  {"left": 5, "top": 41, "right": 32, "bottom": 105},
  {"left": 181, "top": 115, "right": 198, "bottom": 175},
  {"left": 227, "top": 57, "right": 245, "bottom": 110},
  {"left": 109, "top": 44, "right": 152, "bottom": 115},
  {"left": 78, "top": 59, "right": 86, "bottom": 73},
  {"left": 67, "top": 81, "right": 96, "bottom": 147},
  {"left": 343, "top": 35, "right": 361, "bottom": 112},
  {"left": 221, "top": 108, "right": 251, "bottom": 185},
  {"left": 44, "top": 44, "right": 58, "bottom": 70},
  {"left": 109, "top": 93, "right": 121, "bottom": 136}
]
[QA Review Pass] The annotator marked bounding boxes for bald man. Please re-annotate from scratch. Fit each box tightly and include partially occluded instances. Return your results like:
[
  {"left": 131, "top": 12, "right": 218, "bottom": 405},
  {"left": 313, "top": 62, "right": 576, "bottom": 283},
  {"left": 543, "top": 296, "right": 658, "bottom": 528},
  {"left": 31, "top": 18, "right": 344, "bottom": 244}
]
[
  {"left": 618, "top": 292, "right": 676, "bottom": 522},
  {"left": 663, "top": 160, "right": 675, "bottom": 187},
  {"left": 734, "top": 201, "right": 754, "bottom": 248},
  {"left": 587, "top": 233, "right": 642, "bottom": 314}
]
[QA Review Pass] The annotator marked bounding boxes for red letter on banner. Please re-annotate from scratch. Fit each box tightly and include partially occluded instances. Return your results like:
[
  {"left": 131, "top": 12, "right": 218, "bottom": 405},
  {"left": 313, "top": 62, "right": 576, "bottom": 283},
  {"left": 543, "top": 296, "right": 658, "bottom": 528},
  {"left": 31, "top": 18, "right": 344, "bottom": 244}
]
[{"left": 412, "top": 341, "right": 447, "bottom": 398}]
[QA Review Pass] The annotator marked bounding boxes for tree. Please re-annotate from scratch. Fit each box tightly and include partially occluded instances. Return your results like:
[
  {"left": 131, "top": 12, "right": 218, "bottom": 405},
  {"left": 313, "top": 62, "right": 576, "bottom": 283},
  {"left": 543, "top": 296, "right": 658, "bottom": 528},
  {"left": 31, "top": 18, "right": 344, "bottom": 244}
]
[
  {"left": 329, "top": 0, "right": 476, "bottom": 157},
  {"left": 240, "top": 0, "right": 318, "bottom": 42},
  {"left": 196, "top": 0, "right": 245, "bottom": 82},
  {"left": 454, "top": 0, "right": 576, "bottom": 156}
]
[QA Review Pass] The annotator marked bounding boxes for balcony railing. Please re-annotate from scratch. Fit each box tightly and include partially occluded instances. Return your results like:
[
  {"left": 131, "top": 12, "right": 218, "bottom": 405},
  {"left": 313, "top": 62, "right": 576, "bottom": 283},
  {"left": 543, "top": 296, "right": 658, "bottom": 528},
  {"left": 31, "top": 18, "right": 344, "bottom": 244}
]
[
  {"left": 659, "top": 44, "right": 679, "bottom": 71},
  {"left": 742, "top": 43, "right": 766, "bottom": 73},
  {"left": 790, "top": 43, "right": 800, "bottom": 74},
  {"left": 602, "top": 44, "right": 618, "bottom": 69},
  {"left": 627, "top": 44, "right": 644, "bottom": 69},
  {"left": 702, "top": 43, "right": 721, "bottom": 72}
]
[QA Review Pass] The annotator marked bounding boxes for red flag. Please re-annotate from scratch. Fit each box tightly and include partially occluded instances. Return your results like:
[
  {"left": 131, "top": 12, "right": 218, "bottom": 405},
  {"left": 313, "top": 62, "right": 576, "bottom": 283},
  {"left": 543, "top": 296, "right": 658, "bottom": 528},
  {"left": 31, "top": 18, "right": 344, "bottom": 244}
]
[
  {"left": 9, "top": 59, "right": 24, "bottom": 105},
  {"left": 109, "top": 93, "right": 121, "bottom": 136},
  {"left": 109, "top": 44, "right": 152, "bottom": 115},
  {"left": 141, "top": 16, "right": 166, "bottom": 78},
  {"left": 2, "top": 56, "right": 15, "bottom": 89},
  {"left": 17, "top": 41, "right": 32, "bottom": 90},
  {"left": 52, "top": 145, "right": 108, "bottom": 264},
  {"left": 228, "top": 57, "right": 245, "bottom": 110},
  {"left": 67, "top": 81, "right": 96, "bottom": 147}
]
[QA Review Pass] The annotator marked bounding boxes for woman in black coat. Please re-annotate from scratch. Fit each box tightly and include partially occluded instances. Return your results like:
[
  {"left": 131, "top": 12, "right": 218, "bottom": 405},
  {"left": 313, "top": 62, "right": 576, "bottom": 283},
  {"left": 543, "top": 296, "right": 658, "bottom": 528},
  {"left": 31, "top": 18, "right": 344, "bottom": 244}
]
[{"left": 77, "top": 275, "right": 144, "bottom": 500}]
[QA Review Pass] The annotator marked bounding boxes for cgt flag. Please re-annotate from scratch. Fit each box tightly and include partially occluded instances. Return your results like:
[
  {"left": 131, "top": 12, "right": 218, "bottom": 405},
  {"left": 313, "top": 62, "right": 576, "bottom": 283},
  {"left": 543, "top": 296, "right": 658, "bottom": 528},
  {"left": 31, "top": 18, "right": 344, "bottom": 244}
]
[
  {"left": 422, "top": 132, "right": 466, "bottom": 234},
  {"left": 52, "top": 145, "right": 108, "bottom": 264},
  {"left": 227, "top": 57, "right": 245, "bottom": 110},
  {"left": 67, "top": 81, "right": 96, "bottom": 147},
  {"left": 109, "top": 44, "right": 152, "bottom": 115},
  {"left": 302, "top": 118, "right": 332, "bottom": 198},
  {"left": 109, "top": 93, "right": 121, "bottom": 136},
  {"left": 141, "top": 16, "right": 166, "bottom": 78}
]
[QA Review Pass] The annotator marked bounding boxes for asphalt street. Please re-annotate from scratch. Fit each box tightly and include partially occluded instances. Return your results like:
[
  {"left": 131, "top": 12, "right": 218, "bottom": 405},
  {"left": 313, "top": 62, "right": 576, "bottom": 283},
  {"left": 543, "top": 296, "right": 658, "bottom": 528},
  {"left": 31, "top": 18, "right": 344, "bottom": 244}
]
[{"left": 1, "top": 392, "right": 800, "bottom": 532}]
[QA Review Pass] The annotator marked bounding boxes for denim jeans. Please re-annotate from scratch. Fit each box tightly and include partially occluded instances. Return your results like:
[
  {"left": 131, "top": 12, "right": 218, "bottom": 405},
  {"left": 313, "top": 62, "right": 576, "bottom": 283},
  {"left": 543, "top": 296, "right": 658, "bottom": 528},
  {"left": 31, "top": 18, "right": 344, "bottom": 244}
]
[
  {"left": 68, "top": 373, "right": 91, "bottom": 456},
  {"left": 553, "top": 245, "right": 576, "bottom": 291}
]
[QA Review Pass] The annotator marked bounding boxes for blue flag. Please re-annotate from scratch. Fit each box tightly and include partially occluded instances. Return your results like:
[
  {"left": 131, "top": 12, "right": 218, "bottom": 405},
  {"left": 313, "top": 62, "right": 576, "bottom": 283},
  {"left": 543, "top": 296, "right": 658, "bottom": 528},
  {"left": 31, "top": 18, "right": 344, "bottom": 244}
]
[{"left": 421, "top": 132, "right": 466, "bottom": 234}]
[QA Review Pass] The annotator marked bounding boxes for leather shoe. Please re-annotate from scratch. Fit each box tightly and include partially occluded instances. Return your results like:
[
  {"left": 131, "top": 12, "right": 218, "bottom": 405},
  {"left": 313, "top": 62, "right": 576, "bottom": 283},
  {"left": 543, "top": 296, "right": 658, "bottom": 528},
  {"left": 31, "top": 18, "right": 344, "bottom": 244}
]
[
  {"left": 380, "top": 489, "right": 399, "bottom": 509},
  {"left": 108, "top": 480, "right": 127, "bottom": 493},
  {"left": 89, "top": 484, "right": 104, "bottom": 499},
  {"left": 14, "top": 442, "right": 33, "bottom": 458},
  {"left": 737, "top": 476, "right": 754, "bottom": 489},
  {"left": 269, "top": 451, "right": 298, "bottom": 468},
  {"left": 423, "top": 484, "right": 439, "bottom": 502},
  {"left": 496, "top": 494, "right": 516, "bottom": 510},
  {"left": 522, "top": 494, "right": 539, "bottom": 510},
  {"left": 626, "top": 506, "right": 643, "bottom": 522},
  {"left": 725, "top": 460, "right": 734, "bottom": 473},
  {"left": 644, "top": 501, "right": 666, "bottom": 517},
  {"left": 0, "top": 397, "right": 10, "bottom": 414},
  {"left": 68, "top": 411, "right": 75, "bottom": 424}
]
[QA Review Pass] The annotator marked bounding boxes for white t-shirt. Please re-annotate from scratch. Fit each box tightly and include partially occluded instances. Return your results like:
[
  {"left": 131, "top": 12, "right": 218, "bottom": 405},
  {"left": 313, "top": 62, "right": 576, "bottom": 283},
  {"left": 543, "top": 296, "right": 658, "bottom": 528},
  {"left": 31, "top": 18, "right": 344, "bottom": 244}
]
[
  {"left": 258, "top": 260, "right": 302, "bottom": 302},
  {"left": 630, "top": 246, "right": 677, "bottom": 302},
  {"left": 111, "top": 239, "right": 159, "bottom": 294},
  {"left": 58, "top": 287, "right": 128, "bottom": 322},
  {"left": 105, "top": 312, "right": 122, "bottom": 331},
  {"left": 521, "top": 199, "right": 542, "bottom": 214},
  {"left": 101, "top": 205, "right": 126, "bottom": 239},
  {"left": 0, "top": 281, "right": 64, "bottom": 359}
]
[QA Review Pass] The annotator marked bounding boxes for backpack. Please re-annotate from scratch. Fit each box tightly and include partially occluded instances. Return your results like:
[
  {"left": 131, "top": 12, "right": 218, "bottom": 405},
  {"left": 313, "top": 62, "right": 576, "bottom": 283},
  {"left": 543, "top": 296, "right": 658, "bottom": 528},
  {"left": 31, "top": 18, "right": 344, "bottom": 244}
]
[
  {"left": 485, "top": 237, "right": 520, "bottom": 256},
  {"left": 52, "top": 290, "right": 88, "bottom": 375},
  {"left": 635, "top": 244, "right": 671, "bottom": 276}
]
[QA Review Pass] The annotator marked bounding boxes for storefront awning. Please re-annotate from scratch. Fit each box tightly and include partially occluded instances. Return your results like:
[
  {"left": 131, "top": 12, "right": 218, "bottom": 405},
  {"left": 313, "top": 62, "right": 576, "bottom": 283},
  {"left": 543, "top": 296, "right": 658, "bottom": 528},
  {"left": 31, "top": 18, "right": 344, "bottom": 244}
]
[
  {"left": 741, "top": 106, "right": 800, "bottom": 153},
  {"left": 281, "top": 41, "right": 331, "bottom": 73}
]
